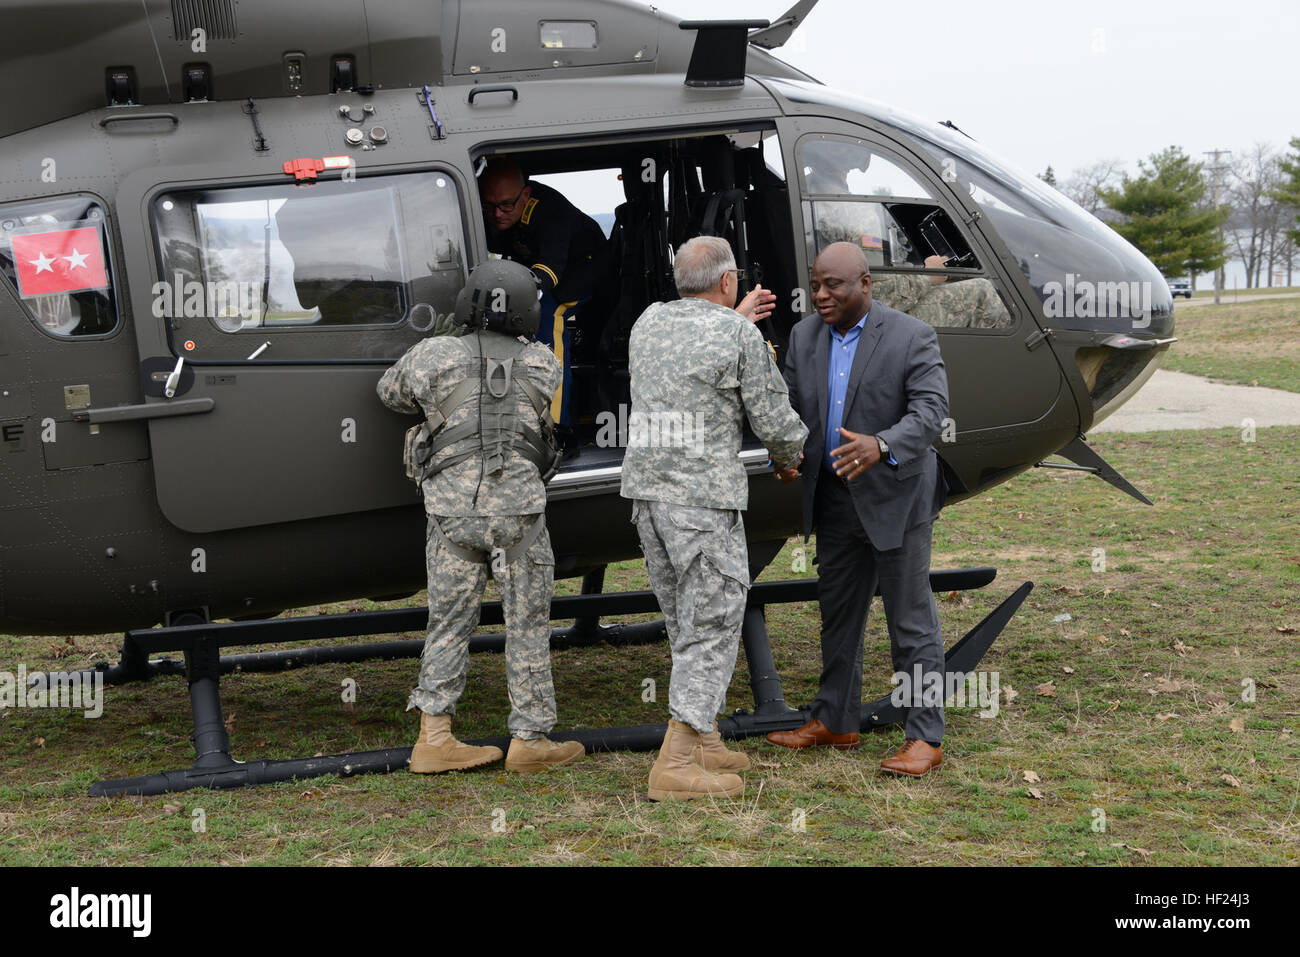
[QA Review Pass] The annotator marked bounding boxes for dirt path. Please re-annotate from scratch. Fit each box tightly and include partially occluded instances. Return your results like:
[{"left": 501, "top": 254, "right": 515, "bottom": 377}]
[{"left": 1093, "top": 369, "right": 1300, "bottom": 432}]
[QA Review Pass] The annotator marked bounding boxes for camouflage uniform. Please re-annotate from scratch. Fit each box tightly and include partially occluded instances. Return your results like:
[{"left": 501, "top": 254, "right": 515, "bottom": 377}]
[
  {"left": 620, "top": 298, "right": 807, "bottom": 732},
  {"left": 874, "top": 273, "right": 1011, "bottom": 330},
  {"left": 377, "top": 332, "right": 562, "bottom": 740},
  {"left": 811, "top": 198, "right": 1011, "bottom": 330}
]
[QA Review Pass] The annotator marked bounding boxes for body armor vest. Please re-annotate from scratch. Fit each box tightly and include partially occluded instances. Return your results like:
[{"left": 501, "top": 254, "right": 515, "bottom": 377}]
[{"left": 405, "top": 331, "right": 560, "bottom": 487}]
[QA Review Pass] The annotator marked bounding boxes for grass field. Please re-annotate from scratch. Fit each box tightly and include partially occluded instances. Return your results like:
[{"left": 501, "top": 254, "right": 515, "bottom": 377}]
[
  {"left": 1190, "top": 285, "right": 1298, "bottom": 299},
  {"left": 1164, "top": 297, "right": 1300, "bottom": 393},
  {"left": 1, "top": 421, "right": 1296, "bottom": 866}
]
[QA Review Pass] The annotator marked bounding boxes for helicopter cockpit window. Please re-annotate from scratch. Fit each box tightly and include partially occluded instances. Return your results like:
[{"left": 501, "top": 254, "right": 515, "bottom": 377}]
[
  {"left": 0, "top": 196, "right": 119, "bottom": 339},
  {"left": 799, "top": 137, "right": 1013, "bottom": 331},
  {"left": 151, "top": 172, "right": 466, "bottom": 361}
]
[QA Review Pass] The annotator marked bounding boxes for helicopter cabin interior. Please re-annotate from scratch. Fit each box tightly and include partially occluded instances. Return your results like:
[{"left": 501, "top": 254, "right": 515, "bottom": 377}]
[{"left": 475, "top": 123, "right": 1016, "bottom": 468}]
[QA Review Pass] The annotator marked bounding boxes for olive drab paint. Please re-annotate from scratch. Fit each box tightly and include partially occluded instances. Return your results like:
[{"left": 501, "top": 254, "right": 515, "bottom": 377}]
[{"left": 0, "top": 0, "right": 1172, "bottom": 634}]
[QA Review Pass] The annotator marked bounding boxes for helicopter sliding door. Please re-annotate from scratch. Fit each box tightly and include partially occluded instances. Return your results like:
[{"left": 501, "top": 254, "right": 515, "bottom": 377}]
[
  {"left": 784, "top": 121, "right": 1069, "bottom": 459},
  {"left": 119, "top": 166, "right": 471, "bottom": 534}
]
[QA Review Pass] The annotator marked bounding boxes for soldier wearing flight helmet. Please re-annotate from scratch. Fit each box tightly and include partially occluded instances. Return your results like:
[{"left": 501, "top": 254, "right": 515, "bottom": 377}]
[{"left": 377, "top": 259, "right": 583, "bottom": 775}]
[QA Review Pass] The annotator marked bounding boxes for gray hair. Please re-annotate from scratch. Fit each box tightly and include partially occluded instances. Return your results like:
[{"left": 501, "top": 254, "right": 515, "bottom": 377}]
[{"left": 673, "top": 236, "right": 736, "bottom": 296}]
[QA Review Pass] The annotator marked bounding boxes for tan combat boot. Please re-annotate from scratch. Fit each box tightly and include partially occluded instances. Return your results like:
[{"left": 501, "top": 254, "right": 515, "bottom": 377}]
[
  {"left": 647, "top": 719, "right": 744, "bottom": 801},
  {"left": 505, "top": 736, "right": 586, "bottom": 774},
  {"left": 409, "top": 712, "right": 503, "bottom": 773},
  {"left": 692, "top": 722, "right": 751, "bottom": 772}
]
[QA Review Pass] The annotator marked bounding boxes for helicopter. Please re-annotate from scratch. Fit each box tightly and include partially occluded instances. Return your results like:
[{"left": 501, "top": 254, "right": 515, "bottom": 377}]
[{"left": 0, "top": 0, "right": 1174, "bottom": 795}]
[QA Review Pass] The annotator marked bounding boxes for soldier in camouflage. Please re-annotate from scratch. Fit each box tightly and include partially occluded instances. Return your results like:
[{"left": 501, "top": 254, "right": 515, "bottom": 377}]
[
  {"left": 807, "top": 154, "right": 1011, "bottom": 330},
  {"left": 621, "top": 236, "right": 808, "bottom": 801},
  {"left": 377, "top": 259, "right": 585, "bottom": 775},
  {"left": 874, "top": 269, "right": 1011, "bottom": 330}
]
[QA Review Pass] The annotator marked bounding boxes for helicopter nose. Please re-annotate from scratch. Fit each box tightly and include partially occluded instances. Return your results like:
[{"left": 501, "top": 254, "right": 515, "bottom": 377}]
[
  {"left": 1021, "top": 235, "right": 1175, "bottom": 429},
  {"left": 957, "top": 164, "right": 1175, "bottom": 429}
]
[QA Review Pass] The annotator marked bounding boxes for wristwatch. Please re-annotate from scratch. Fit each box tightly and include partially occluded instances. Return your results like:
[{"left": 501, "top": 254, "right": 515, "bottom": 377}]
[{"left": 875, "top": 435, "right": 898, "bottom": 468}]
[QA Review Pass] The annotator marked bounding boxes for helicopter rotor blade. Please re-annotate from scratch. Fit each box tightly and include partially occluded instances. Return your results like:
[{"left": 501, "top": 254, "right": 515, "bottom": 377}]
[{"left": 747, "top": 0, "right": 820, "bottom": 49}]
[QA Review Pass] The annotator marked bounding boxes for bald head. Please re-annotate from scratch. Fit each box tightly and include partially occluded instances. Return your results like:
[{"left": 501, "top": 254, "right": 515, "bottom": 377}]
[
  {"left": 811, "top": 242, "right": 873, "bottom": 332},
  {"left": 815, "top": 242, "right": 871, "bottom": 277},
  {"left": 480, "top": 157, "right": 525, "bottom": 192},
  {"left": 479, "top": 157, "right": 531, "bottom": 232}
]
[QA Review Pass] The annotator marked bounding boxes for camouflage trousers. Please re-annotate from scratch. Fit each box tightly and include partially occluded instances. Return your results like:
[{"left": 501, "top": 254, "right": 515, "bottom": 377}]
[
  {"left": 408, "top": 513, "right": 556, "bottom": 740},
  {"left": 632, "top": 500, "right": 751, "bottom": 733}
]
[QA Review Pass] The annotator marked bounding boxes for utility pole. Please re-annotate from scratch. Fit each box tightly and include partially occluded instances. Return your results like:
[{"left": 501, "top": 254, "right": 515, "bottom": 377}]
[{"left": 1203, "top": 149, "right": 1231, "bottom": 305}]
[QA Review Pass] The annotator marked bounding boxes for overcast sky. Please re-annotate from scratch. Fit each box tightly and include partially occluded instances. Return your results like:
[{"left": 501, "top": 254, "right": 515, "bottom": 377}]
[
  {"left": 676, "top": 0, "right": 1297, "bottom": 286},
  {"left": 700, "top": 0, "right": 1298, "bottom": 180}
]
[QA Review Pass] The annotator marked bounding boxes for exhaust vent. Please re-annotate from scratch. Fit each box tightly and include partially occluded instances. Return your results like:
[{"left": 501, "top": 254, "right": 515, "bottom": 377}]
[{"left": 171, "top": 0, "right": 238, "bottom": 41}]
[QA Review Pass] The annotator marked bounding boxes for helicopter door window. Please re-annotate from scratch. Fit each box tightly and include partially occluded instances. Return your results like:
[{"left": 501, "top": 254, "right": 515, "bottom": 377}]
[
  {"left": 798, "top": 137, "right": 1012, "bottom": 331},
  {"left": 151, "top": 171, "right": 467, "bottom": 361},
  {"left": 801, "top": 139, "right": 934, "bottom": 199},
  {"left": 0, "top": 196, "right": 119, "bottom": 339}
]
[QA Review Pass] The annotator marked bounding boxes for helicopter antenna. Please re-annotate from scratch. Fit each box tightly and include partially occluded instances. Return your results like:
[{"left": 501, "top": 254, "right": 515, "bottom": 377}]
[
  {"left": 747, "top": 0, "right": 821, "bottom": 50},
  {"left": 939, "top": 119, "right": 975, "bottom": 140}
]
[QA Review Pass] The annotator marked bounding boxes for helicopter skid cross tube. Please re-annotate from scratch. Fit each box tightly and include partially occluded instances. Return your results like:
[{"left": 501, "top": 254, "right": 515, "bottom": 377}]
[
  {"left": 72, "top": 568, "right": 997, "bottom": 685},
  {"left": 81, "top": 568, "right": 1011, "bottom": 797},
  {"left": 87, "top": 578, "right": 1029, "bottom": 797}
]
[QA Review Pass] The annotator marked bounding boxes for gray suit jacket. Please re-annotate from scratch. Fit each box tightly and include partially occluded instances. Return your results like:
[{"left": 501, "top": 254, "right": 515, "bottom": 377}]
[{"left": 783, "top": 300, "right": 950, "bottom": 550}]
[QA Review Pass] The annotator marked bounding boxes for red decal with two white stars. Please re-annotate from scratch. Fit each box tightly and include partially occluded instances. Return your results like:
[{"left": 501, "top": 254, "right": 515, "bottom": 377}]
[{"left": 10, "top": 225, "right": 109, "bottom": 298}]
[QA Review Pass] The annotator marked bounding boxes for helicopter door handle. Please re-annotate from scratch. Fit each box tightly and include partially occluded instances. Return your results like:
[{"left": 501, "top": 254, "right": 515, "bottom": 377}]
[
  {"left": 468, "top": 85, "right": 519, "bottom": 105},
  {"left": 164, "top": 356, "right": 185, "bottom": 397},
  {"left": 97, "top": 112, "right": 180, "bottom": 130},
  {"left": 72, "top": 398, "right": 215, "bottom": 424}
]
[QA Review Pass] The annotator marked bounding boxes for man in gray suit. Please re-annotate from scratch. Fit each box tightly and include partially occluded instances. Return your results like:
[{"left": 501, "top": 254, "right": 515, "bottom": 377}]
[{"left": 766, "top": 242, "right": 950, "bottom": 776}]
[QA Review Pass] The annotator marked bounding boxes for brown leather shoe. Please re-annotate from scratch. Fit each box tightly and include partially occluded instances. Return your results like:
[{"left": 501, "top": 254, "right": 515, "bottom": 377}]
[
  {"left": 880, "top": 738, "right": 943, "bottom": 777},
  {"left": 765, "top": 718, "right": 859, "bottom": 751}
]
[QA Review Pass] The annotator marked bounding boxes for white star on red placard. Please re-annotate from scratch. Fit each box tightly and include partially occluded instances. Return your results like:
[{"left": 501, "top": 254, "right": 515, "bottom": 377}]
[
  {"left": 64, "top": 248, "right": 89, "bottom": 270},
  {"left": 28, "top": 251, "right": 55, "bottom": 274}
]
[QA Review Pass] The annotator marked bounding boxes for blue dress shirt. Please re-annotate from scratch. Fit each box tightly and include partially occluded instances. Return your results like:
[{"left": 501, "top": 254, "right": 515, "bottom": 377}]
[
  {"left": 824, "top": 308, "right": 897, "bottom": 472},
  {"left": 825, "top": 310, "right": 868, "bottom": 471}
]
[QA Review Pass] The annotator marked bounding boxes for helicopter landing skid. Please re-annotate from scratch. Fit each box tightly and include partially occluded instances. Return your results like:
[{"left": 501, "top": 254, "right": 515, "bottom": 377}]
[{"left": 86, "top": 570, "right": 1028, "bottom": 797}]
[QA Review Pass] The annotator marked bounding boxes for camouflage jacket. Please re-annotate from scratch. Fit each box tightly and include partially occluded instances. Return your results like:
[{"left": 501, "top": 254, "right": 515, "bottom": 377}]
[
  {"left": 620, "top": 297, "right": 808, "bottom": 510},
  {"left": 874, "top": 273, "right": 1010, "bottom": 329},
  {"left": 377, "top": 332, "right": 561, "bottom": 516}
]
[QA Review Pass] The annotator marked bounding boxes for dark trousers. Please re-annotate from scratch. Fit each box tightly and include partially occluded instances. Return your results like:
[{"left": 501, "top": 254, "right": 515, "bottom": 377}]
[{"left": 812, "top": 474, "right": 945, "bottom": 743}]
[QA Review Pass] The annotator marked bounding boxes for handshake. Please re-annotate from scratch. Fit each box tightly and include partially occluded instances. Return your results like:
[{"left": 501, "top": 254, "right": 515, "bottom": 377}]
[
  {"left": 771, "top": 428, "right": 883, "bottom": 485},
  {"left": 773, "top": 451, "right": 802, "bottom": 484}
]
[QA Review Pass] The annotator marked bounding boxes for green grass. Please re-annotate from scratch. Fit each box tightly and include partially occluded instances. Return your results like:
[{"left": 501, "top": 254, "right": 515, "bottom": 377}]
[
  {"left": 1163, "top": 297, "right": 1300, "bottom": 392},
  {"left": 1190, "top": 285, "right": 1298, "bottom": 299},
  {"left": 1, "top": 425, "right": 1297, "bottom": 866}
]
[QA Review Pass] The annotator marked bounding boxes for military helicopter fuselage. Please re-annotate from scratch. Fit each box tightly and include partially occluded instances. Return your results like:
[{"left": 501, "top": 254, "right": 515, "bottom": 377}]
[{"left": 0, "top": 0, "right": 1173, "bottom": 635}]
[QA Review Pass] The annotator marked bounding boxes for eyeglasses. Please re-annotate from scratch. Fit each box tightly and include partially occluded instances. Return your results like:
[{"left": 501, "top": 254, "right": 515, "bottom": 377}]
[
  {"left": 481, "top": 185, "right": 527, "bottom": 214},
  {"left": 727, "top": 268, "right": 746, "bottom": 283}
]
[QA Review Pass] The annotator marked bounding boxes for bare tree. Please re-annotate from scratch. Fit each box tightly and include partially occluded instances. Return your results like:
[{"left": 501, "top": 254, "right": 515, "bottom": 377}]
[
  {"left": 1226, "top": 143, "right": 1282, "bottom": 289},
  {"left": 1062, "top": 158, "right": 1125, "bottom": 216}
]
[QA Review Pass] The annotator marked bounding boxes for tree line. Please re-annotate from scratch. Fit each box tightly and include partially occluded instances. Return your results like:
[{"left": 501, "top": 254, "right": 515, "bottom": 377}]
[{"left": 1039, "top": 139, "right": 1300, "bottom": 290}]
